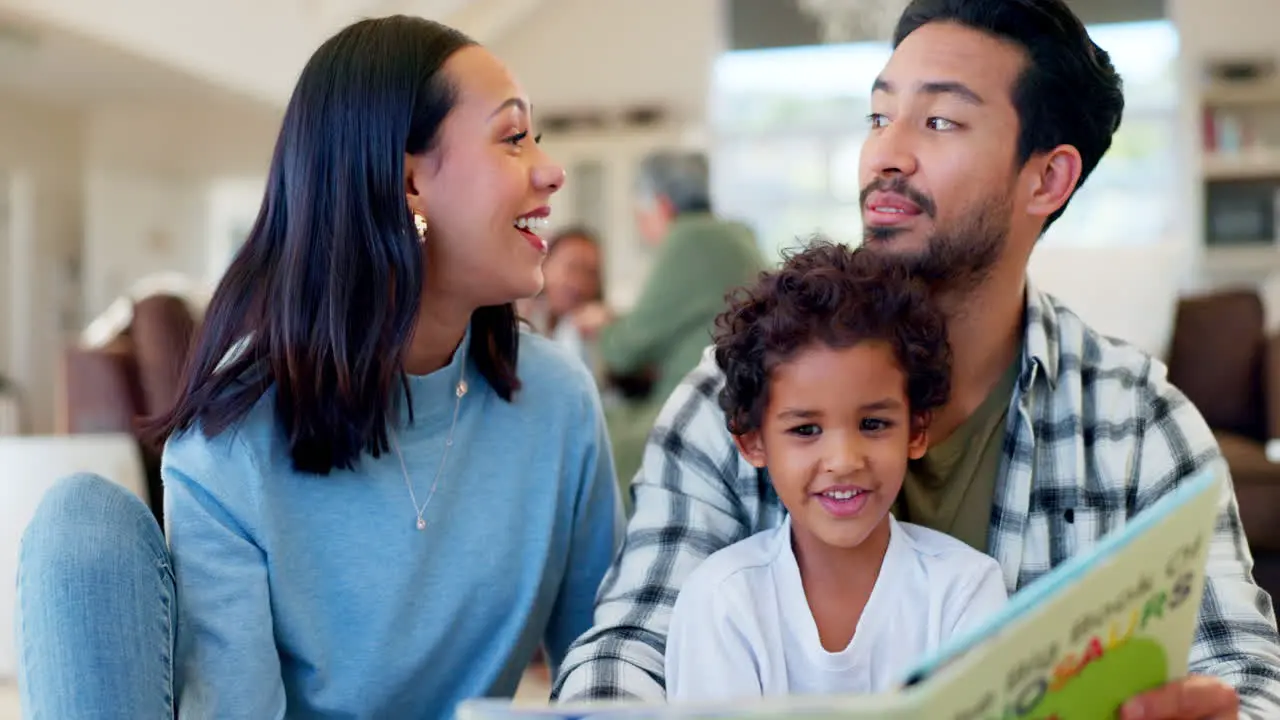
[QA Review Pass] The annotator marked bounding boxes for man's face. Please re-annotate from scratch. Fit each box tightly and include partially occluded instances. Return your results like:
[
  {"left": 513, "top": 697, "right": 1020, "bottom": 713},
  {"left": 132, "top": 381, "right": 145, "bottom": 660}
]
[{"left": 858, "top": 21, "right": 1029, "bottom": 290}]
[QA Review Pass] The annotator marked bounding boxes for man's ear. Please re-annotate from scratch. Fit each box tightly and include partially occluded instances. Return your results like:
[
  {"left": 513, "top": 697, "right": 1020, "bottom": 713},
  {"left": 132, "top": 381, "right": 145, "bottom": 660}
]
[
  {"left": 733, "top": 430, "right": 768, "bottom": 469},
  {"left": 1024, "top": 144, "right": 1083, "bottom": 223},
  {"left": 658, "top": 193, "right": 679, "bottom": 222},
  {"left": 908, "top": 412, "right": 930, "bottom": 460}
]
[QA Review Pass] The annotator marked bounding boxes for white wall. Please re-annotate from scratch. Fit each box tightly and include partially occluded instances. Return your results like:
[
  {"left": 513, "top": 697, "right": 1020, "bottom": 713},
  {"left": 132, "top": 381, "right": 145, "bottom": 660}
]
[
  {"left": 1029, "top": 242, "right": 1183, "bottom": 358},
  {"left": 0, "top": 94, "right": 277, "bottom": 435},
  {"left": 0, "top": 93, "right": 82, "bottom": 434},
  {"left": 81, "top": 100, "right": 279, "bottom": 318},
  {"left": 0, "top": 92, "right": 278, "bottom": 433}
]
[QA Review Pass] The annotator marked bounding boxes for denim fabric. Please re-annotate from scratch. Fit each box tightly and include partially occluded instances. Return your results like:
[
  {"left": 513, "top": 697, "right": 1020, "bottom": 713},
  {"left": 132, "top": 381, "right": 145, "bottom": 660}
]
[{"left": 16, "top": 473, "right": 174, "bottom": 719}]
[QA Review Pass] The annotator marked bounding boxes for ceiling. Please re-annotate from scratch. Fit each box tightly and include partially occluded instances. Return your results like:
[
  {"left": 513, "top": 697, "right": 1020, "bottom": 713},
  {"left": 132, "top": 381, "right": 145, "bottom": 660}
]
[
  {"left": 0, "top": 0, "right": 507, "bottom": 108},
  {"left": 0, "top": 9, "right": 255, "bottom": 107}
]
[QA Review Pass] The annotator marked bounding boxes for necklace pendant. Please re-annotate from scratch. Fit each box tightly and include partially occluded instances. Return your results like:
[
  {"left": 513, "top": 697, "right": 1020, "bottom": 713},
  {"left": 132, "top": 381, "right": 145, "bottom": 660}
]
[
  {"left": 456, "top": 379, "right": 468, "bottom": 398},
  {"left": 416, "top": 517, "right": 426, "bottom": 531}
]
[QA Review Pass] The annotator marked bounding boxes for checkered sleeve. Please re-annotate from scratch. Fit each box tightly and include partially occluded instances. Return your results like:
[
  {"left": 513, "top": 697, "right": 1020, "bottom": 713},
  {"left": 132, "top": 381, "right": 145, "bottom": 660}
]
[
  {"left": 551, "top": 356, "right": 760, "bottom": 703},
  {"left": 1137, "top": 361, "right": 1280, "bottom": 718}
]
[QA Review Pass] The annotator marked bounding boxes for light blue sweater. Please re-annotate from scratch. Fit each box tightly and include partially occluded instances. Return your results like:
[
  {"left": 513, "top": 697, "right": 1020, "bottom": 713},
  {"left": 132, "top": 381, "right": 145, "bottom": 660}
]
[{"left": 161, "top": 329, "right": 622, "bottom": 719}]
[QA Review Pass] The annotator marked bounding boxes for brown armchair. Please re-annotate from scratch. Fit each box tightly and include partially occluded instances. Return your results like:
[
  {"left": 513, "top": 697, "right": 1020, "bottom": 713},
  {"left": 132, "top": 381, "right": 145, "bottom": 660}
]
[
  {"left": 1166, "top": 289, "right": 1280, "bottom": 596},
  {"left": 59, "top": 294, "right": 198, "bottom": 523}
]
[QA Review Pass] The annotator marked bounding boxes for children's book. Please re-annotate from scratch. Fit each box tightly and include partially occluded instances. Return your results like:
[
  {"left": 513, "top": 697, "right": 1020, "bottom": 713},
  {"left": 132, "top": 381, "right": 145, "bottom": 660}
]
[{"left": 458, "top": 469, "right": 1224, "bottom": 720}]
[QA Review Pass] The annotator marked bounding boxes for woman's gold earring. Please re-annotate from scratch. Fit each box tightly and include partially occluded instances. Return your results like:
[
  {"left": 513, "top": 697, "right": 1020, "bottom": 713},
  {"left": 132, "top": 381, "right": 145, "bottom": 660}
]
[{"left": 414, "top": 214, "right": 428, "bottom": 242}]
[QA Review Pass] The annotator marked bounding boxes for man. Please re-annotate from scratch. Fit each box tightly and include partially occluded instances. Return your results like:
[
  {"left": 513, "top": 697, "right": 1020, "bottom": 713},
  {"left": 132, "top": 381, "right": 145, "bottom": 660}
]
[
  {"left": 554, "top": 1, "right": 1280, "bottom": 718},
  {"left": 573, "top": 150, "right": 766, "bottom": 405},
  {"left": 573, "top": 151, "right": 767, "bottom": 490}
]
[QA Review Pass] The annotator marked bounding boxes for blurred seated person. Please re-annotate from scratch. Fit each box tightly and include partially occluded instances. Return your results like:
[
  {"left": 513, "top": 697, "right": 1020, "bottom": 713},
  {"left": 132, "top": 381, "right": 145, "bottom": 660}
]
[
  {"left": 518, "top": 226, "right": 605, "bottom": 377},
  {"left": 572, "top": 151, "right": 767, "bottom": 499},
  {"left": 80, "top": 271, "right": 210, "bottom": 349},
  {"left": 516, "top": 227, "right": 661, "bottom": 407}
]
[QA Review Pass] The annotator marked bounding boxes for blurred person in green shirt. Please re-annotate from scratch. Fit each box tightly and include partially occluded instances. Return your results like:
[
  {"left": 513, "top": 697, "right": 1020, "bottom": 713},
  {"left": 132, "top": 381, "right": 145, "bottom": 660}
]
[{"left": 573, "top": 151, "right": 767, "bottom": 508}]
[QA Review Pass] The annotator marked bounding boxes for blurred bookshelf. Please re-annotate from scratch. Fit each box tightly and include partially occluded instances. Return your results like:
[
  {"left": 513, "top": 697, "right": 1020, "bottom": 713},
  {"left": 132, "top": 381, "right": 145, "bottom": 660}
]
[{"left": 1200, "top": 57, "right": 1280, "bottom": 284}]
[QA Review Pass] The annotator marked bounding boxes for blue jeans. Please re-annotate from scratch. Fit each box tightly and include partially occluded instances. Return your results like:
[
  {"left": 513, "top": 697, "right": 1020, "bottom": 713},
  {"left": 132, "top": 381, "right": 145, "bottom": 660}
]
[{"left": 15, "top": 473, "right": 175, "bottom": 719}]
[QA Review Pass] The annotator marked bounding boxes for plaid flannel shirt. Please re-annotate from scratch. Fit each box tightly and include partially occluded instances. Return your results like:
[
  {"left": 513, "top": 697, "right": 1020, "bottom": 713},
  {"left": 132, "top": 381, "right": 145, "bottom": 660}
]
[{"left": 553, "top": 283, "right": 1280, "bottom": 716}]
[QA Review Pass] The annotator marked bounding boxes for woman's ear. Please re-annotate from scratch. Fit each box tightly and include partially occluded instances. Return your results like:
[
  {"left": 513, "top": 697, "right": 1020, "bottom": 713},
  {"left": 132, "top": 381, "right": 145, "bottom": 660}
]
[
  {"left": 405, "top": 152, "right": 425, "bottom": 214},
  {"left": 908, "top": 412, "right": 930, "bottom": 460},
  {"left": 733, "top": 430, "right": 768, "bottom": 469}
]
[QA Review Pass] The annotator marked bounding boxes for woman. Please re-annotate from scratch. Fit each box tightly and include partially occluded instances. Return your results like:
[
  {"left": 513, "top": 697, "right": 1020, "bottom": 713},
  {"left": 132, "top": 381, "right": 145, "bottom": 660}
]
[
  {"left": 15, "top": 16, "right": 620, "bottom": 719},
  {"left": 526, "top": 227, "right": 605, "bottom": 335},
  {"left": 518, "top": 226, "right": 605, "bottom": 376}
]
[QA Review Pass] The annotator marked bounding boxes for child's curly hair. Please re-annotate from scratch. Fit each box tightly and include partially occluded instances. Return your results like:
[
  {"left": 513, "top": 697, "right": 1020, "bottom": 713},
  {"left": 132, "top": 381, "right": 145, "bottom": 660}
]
[{"left": 713, "top": 239, "right": 951, "bottom": 436}]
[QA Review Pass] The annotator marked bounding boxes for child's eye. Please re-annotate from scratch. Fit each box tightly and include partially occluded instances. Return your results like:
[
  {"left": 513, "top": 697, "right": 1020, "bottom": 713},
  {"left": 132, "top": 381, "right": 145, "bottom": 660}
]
[
  {"left": 861, "top": 418, "right": 892, "bottom": 433},
  {"left": 504, "top": 131, "right": 528, "bottom": 146},
  {"left": 787, "top": 424, "right": 821, "bottom": 438}
]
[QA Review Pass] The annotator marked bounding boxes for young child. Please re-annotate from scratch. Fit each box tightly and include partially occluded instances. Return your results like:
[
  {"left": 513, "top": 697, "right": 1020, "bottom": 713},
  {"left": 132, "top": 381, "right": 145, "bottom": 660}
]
[{"left": 664, "top": 241, "right": 1008, "bottom": 703}]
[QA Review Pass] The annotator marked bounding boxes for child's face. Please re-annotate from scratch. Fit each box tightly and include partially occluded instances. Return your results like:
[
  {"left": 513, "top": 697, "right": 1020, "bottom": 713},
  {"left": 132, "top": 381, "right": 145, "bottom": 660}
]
[{"left": 734, "top": 340, "right": 928, "bottom": 551}]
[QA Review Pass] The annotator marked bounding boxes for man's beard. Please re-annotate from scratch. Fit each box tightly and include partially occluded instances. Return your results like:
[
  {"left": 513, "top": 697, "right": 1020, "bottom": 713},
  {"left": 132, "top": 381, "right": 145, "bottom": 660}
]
[{"left": 861, "top": 194, "right": 1011, "bottom": 297}]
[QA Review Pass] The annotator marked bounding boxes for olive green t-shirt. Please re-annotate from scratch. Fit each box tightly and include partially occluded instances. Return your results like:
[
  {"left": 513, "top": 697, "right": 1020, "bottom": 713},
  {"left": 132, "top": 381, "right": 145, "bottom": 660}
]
[{"left": 895, "top": 353, "right": 1021, "bottom": 552}]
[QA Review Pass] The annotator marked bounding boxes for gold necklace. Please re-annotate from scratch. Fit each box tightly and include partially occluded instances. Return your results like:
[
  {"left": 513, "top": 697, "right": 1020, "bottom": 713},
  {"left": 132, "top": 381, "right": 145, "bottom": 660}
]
[{"left": 389, "top": 348, "right": 468, "bottom": 531}]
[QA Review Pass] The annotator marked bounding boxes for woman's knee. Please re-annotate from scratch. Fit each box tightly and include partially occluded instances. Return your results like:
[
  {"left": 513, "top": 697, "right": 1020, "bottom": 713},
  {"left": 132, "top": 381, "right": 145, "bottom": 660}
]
[
  {"left": 16, "top": 473, "right": 177, "bottom": 720},
  {"left": 20, "top": 473, "right": 167, "bottom": 581}
]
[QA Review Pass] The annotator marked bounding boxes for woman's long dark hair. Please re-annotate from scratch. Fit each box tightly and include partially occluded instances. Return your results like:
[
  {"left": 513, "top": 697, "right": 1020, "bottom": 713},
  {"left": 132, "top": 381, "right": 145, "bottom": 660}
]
[{"left": 141, "top": 16, "right": 521, "bottom": 475}]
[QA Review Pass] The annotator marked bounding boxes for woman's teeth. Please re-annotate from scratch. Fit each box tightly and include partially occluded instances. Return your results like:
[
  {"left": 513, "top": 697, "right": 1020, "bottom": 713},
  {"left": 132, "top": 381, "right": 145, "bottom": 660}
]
[{"left": 515, "top": 216, "right": 549, "bottom": 231}]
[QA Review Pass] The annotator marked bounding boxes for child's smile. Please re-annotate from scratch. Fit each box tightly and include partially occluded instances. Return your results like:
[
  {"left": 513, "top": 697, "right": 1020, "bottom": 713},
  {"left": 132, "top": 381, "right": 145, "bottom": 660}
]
[{"left": 813, "top": 485, "right": 872, "bottom": 518}]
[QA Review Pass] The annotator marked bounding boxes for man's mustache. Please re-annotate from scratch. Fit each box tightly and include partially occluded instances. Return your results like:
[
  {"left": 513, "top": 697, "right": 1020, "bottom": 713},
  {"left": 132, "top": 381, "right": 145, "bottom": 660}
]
[{"left": 860, "top": 178, "right": 936, "bottom": 218}]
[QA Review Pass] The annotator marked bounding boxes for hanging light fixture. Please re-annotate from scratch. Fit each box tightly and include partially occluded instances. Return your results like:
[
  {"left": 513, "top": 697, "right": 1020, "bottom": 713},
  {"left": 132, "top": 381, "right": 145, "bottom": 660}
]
[{"left": 796, "top": 0, "right": 908, "bottom": 43}]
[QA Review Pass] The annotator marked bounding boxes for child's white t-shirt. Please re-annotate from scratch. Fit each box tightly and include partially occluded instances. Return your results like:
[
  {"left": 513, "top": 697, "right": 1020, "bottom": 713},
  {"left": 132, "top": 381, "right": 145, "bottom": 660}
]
[{"left": 664, "top": 514, "right": 1008, "bottom": 704}]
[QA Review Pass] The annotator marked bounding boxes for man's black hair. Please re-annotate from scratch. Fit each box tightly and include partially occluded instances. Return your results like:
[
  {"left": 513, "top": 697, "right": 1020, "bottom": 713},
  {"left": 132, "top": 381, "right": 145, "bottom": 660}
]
[{"left": 895, "top": 0, "right": 1125, "bottom": 229}]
